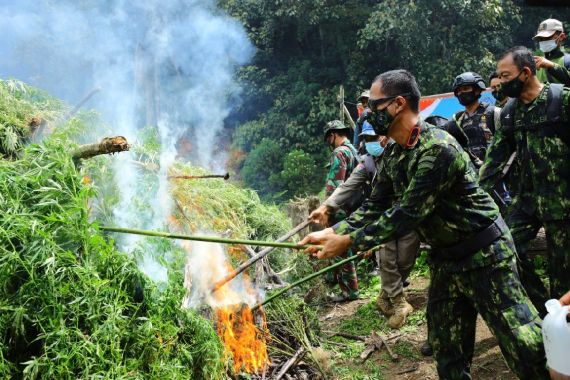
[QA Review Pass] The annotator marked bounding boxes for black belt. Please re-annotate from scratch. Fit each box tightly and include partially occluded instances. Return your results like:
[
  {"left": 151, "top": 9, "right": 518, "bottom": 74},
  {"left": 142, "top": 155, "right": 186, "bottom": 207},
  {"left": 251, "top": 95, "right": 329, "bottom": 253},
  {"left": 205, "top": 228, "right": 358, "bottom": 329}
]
[{"left": 440, "top": 215, "right": 508, "bottom": 259}]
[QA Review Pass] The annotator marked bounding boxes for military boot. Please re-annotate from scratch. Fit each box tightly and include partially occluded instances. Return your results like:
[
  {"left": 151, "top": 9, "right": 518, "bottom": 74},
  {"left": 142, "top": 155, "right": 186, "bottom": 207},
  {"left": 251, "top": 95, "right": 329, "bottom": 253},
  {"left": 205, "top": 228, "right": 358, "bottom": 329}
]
[
  {"left": 387, "top": 294, "right": 413, "bottom": 329},
  {"left": 376, "top": 290, "right": 394, "bottom": 317}
]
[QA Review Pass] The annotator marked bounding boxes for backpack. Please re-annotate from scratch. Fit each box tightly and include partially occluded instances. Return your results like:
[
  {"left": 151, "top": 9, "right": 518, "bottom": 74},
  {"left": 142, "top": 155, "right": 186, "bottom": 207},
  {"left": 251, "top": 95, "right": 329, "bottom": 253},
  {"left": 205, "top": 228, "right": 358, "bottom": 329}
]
[{"left": 501, "top": 83, "right": 570, "bottom": 148}]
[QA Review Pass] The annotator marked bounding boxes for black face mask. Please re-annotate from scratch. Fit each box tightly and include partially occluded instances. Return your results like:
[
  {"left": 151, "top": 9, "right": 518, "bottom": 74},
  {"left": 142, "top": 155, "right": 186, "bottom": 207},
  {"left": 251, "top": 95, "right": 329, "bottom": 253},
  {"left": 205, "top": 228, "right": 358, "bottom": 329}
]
[
  {"left": 492, "top": 87, "right": 507, "bottom": 102},
  {"left": 501, "top": 70, "right": 526, "bottom": 98},
  {"left": 368, "top": 100, "right": 396, "bottom": 136},
  {"left": 457, "top": 91, "right": 478, "bottom": 106}
]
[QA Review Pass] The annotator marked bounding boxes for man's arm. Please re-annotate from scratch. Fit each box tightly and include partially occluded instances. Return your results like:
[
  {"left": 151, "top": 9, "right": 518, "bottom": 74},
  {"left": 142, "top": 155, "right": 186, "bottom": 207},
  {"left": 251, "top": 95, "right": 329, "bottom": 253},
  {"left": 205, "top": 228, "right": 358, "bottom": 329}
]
[
  {"left": 324, "top": 162, "right": 369, "bottom": 211},
  {"left": 479, "top": 118, "right": 514, "bottom": 191},
  {"left": 547, "top": 64, "right": 570, "bottom": 87},
  {"left": 440, "top": 119, "right": 469, "bottom": 148},
  {"left": 336, "top": 145, "right": 458, "bottom": 252}
]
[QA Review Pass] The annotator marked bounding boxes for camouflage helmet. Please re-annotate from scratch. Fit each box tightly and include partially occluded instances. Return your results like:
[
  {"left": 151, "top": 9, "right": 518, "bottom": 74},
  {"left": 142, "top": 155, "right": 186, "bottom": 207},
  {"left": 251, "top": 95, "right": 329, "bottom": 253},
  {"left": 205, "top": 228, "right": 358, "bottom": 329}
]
[
  {"left": 323, "top": 120, "right": 351, "bottom": 140},
  {"left": 452, "top": 72, "right": 486, "bottom": 94}
]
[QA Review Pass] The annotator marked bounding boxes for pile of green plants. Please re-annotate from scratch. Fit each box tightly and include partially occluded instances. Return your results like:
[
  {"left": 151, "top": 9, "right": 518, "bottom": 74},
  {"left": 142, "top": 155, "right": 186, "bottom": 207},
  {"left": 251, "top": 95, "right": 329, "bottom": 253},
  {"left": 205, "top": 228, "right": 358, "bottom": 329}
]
[
  {"left": 0, "top": 78, "right": 313, "bottom": 378},
  {"left": 0, "top": 140, "right": 228, "bottom": 379}
]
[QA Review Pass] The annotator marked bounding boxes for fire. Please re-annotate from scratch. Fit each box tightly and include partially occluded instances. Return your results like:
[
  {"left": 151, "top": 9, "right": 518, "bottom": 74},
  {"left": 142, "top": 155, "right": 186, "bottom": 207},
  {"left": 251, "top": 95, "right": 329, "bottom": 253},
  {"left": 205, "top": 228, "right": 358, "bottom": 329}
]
[
  {"left": 177, "top": 234, "right": 270, "bottom": 374},
  {"left": 214, "top": 304, "right": 269, "bottom": 373}
]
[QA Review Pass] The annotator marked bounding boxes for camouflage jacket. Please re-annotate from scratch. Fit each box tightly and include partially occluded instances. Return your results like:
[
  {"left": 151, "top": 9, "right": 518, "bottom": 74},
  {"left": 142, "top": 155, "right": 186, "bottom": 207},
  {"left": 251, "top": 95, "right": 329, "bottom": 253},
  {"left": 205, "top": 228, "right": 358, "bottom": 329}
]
[
  {"left": 480, "top": 82, "right": 570, "bottom": 221},
  {"left": 334, "top": 122, "right": 506, "bottom": 271},
  {"left": 325, "top": 140, "right": 358, "bottom": 197}
]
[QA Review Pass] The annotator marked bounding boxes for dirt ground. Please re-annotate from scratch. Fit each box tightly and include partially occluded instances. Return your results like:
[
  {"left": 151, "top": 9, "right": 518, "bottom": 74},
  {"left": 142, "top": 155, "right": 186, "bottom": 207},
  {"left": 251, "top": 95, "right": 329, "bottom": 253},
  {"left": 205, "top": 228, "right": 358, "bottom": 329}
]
[{"left": 319, "top": 277, "right": 518, "bottom": 380}]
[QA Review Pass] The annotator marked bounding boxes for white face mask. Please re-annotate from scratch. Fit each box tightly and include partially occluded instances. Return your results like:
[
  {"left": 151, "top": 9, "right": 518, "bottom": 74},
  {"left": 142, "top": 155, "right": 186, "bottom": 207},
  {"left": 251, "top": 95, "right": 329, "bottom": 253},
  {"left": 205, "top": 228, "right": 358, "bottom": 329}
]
[{"left": 539, "top": 39, "right": 558, "bottom": 53}]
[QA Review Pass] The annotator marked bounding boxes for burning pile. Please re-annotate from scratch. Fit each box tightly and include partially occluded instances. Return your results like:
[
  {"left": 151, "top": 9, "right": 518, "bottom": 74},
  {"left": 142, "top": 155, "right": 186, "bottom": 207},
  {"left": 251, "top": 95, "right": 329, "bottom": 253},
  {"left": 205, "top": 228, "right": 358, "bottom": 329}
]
[
  {"left": 180, "top": 239, "right": 270, "bottom": 374},
  {"left": 215, "top": 305, "right": 269, "bottom": 373}
]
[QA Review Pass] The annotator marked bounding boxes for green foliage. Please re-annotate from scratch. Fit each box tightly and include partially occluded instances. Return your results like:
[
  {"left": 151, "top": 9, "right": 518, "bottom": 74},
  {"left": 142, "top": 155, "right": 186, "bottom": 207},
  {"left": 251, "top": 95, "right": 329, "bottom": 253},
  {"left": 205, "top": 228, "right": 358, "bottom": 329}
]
[
  {"left": 280, "top": 150, "right": 321, "bottom": 198},
  {"left": 241, "top": 138, "right": 284, "bottom": 200},
  {"left": 220, "top": 0, "right": 570, "bottom": 201},
  {"left": 0, "top": 141, "right": 226, "bottom": 379},
  {"left": 0, "top": 79, "right": 66, "bottom": 158}
]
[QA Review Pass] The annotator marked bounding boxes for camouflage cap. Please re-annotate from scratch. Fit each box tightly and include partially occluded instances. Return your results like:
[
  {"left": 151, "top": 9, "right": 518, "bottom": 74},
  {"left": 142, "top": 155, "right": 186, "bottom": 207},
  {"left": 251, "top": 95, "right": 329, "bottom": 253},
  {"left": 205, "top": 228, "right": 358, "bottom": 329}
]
[
  {"left": 358, "top": 90, "right": 370, "bottom": 101},
  {"left": 324, "top": 120, "right": 351, "bottom": 140},
  {"left": 533, "top": 18, "right": 563, "bottom": 40}
]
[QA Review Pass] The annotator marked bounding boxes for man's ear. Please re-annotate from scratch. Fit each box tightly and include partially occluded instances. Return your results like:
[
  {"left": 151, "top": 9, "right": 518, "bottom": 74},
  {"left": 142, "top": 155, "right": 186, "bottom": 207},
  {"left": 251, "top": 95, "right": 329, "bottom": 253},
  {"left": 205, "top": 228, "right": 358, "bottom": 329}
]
[
  {"left": 559, "top": 32, "right": 567, "bottom": 43},
  {"left": 395, "top": 96, "right": 407, "bottom": 112}
]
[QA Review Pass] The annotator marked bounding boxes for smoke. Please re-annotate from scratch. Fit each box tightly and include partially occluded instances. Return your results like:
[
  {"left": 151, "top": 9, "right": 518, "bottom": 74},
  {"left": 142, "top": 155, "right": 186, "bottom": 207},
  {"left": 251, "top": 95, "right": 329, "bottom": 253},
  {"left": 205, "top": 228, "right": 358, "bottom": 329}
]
[
  {"left": 0, "top": 1, "right": 253, "bottom": 285},
  {"left": 181, "top": 239, "right": 259, "bottom": 309}
]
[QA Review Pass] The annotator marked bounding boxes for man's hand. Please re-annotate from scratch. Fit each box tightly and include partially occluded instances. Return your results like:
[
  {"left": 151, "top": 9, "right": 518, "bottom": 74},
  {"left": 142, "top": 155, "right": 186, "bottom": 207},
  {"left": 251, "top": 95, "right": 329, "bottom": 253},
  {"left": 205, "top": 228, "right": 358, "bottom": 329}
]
[
  {"left": 309, "top": 204, "right": 331, "bottom": 226},
  {"left": 534, "top": 56, "right": 555, "bottom": 70},
  {"left": 559, "top": 289, "right": 570, "bottom": 306},
  {"left": 299, "top": 228, "right": 352, "bottom": 259}
]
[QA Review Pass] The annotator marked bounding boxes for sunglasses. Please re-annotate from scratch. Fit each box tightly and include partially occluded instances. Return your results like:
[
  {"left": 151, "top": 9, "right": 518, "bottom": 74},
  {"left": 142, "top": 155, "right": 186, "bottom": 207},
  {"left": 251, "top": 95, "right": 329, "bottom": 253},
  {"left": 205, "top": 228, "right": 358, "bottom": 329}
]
[{"left": 368, "top": 92, "right": 413, "bottom": 111}]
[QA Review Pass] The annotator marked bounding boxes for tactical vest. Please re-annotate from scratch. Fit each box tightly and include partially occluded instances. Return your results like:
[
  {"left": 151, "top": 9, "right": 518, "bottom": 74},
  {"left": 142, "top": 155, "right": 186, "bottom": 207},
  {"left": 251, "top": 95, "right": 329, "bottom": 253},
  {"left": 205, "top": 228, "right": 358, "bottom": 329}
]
[{"left": 452, "top": 103, "right": 496, "bottom": 162}]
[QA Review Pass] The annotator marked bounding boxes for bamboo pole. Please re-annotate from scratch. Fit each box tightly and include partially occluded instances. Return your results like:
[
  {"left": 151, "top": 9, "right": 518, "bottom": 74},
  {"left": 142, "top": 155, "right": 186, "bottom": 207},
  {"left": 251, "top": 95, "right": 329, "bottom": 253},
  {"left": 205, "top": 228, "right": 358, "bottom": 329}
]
[
  {"left": 100, "top": 226, "right": 320, "bottom": 250},
  {"left": 251, "top": 251, "right": 366, "bottom": 311},
  {"left": 168, "top": 173, "right": 230, "bottom": 180},
  {"left": 211, "top": 220, "right": 311, "bottom": 292}
]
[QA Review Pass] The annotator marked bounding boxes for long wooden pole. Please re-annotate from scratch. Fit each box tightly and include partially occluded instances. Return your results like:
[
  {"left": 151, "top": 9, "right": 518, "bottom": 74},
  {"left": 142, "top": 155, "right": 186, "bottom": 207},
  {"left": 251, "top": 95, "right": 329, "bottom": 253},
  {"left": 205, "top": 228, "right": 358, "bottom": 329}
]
[
  {"left": 251, "top": 251, "right": 366, "bottom": 311},
  {"left": 211, "top": 220, "right": 311, "bottom": 292},
  {"left": 100, "top": 226, "right": 319, "bottom": 250}
]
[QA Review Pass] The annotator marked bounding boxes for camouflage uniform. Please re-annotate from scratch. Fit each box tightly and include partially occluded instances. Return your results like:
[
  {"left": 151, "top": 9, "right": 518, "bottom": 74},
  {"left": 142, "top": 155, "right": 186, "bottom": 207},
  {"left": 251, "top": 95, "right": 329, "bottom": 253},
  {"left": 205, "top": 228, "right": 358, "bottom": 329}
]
[
  {"left": 334, "top": 122, "right": 547, "bottom": 379},
  {"left": 480, "top": 82, "right": 570, "bottom": 316},
  {"left": 324, "top": 139, "right": 359, "bottom": 298}
]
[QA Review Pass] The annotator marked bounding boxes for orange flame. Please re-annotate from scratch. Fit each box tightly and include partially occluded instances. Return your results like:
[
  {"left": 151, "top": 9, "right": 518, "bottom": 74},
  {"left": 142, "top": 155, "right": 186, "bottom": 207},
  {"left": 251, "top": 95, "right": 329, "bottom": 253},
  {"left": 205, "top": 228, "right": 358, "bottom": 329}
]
[
  {"left": 175, "top": 222, "right": 270, "bottom": 374},
  {"left": 215, "top": 304, "right": 269, "bottom": 373}
]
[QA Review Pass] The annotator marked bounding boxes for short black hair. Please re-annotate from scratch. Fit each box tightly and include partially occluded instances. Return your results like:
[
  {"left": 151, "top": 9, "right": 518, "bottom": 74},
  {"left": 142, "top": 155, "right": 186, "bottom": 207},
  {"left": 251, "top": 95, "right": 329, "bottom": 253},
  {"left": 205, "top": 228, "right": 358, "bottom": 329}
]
[
  {"left": 335, "top": 129, "right": 351, "bottom": 139},
  {"left": 500, "top": 46, "right": 537, "bottom": 75},
  {"left": 489, "top": 71, "right": 499, "bottom": 82},
  {"left": 326, "top": 129, "right": 351, "bottom": 140},
  {"left": 373, "top": 70, "right": 421, "bottom": 112}
]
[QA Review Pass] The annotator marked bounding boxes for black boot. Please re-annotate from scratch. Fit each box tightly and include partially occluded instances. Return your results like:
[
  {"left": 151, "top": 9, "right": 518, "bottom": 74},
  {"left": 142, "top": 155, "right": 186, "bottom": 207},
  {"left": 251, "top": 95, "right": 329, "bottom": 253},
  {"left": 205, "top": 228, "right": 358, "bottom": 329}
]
[{"left": 420, "top": 340, "right": 433, "bottom": 356}]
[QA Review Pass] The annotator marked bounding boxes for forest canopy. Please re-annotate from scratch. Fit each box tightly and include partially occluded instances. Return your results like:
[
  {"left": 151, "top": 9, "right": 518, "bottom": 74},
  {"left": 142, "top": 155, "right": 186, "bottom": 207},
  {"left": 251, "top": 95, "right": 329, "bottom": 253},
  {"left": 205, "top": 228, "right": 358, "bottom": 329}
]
[{"left": 219, "top": 0, "right": 570, "bottom": 201}]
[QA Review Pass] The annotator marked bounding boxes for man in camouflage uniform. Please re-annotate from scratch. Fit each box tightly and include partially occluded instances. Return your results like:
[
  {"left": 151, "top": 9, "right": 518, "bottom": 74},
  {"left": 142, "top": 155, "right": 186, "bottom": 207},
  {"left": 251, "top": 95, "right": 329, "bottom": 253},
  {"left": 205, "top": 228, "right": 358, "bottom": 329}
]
[
  {"left": 302, "top": 70, "right": 548, "bottom": 379},
  {"left": 480, "top": 46, "right": 570, "bottom": 317},
  {"left": 322, "top": 120, "right": 360, "bottom": 302},
  {"left": 533, "top": 18, "right": 570, "bottom": 87},
  {"left": 312, "top": 121, "right": 420, "bottom": 328}
]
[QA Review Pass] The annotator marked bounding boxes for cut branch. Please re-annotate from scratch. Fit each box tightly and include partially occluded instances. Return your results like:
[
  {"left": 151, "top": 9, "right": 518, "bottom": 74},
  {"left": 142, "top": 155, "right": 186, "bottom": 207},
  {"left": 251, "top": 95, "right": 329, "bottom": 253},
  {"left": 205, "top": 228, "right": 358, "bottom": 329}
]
[
  {"left": 168, "top": 173, "right": 230, "bottom": 180},
  {"left": 251, "top": 251, "right": 367, "bottom": 311},
  {"left": 275, "top": 347, "right": 305, "bottom": 380},
  {"left": 72, "top": 136, "right": 129, "bottom": 160},
  {"left": 211, "top": 220, "right": 311, "bottom": 292}
]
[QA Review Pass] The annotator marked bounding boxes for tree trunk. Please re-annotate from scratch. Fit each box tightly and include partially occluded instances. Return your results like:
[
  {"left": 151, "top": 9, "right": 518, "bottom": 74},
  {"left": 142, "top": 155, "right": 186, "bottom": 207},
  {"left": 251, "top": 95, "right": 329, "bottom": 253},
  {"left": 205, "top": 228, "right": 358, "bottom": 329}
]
[{"left": 71, "top": 136, "right": 130, "bottom": 161}]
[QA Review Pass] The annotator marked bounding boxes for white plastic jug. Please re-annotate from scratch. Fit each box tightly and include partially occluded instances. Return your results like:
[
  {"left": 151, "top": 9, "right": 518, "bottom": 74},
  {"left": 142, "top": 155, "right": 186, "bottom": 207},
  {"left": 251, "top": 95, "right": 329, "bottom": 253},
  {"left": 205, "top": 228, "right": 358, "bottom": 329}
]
[{"left": 543, "top": 299, "right": 570, "bottom": 376}]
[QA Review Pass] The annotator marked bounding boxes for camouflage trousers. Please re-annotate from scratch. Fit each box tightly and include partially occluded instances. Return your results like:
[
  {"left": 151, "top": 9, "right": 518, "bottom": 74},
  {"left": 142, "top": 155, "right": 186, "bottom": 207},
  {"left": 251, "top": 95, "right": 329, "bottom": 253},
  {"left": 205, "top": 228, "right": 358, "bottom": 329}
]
[
  {"left": 324, "top": 249, "right": 359, "bottom": 298},
  {"left": 428, "top": 252, "right": 548, "bottom": 379},
  {"left": 507, "top": 207, "right": 570, "bottom": 317}
]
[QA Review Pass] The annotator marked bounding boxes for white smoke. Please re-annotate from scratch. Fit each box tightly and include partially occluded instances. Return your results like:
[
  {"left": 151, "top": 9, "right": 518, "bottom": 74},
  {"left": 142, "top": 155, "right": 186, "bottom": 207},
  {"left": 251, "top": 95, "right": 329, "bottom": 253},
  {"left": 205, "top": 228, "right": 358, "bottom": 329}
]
[
  {"left": 0, "top": 0, "right": 253, "bottom": 285},
  {"left": 181, "top": 239, "right": 259, "bottom": 309}
]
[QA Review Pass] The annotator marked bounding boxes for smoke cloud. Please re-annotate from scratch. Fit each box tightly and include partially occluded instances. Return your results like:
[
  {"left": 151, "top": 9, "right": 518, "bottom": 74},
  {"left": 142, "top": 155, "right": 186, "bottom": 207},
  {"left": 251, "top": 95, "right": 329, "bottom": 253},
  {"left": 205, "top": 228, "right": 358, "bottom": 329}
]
[{"left": 0, "top": 0, "right": 254, "bottom": 287}]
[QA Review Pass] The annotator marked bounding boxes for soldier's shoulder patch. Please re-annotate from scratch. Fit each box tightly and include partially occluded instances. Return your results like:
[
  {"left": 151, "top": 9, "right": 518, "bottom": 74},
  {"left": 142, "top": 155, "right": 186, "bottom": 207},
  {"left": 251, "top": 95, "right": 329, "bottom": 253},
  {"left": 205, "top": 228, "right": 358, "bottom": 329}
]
[{"left": 417, "top": 155, "right": 437, "bottom": 172}]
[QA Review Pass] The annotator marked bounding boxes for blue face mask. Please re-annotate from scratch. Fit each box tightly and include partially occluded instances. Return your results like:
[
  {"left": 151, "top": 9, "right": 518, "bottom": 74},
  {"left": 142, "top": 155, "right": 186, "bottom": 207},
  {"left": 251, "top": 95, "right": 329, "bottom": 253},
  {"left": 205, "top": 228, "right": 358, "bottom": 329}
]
[{"left": 365, "top": 141, "right": 384, "bottom": 157}]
